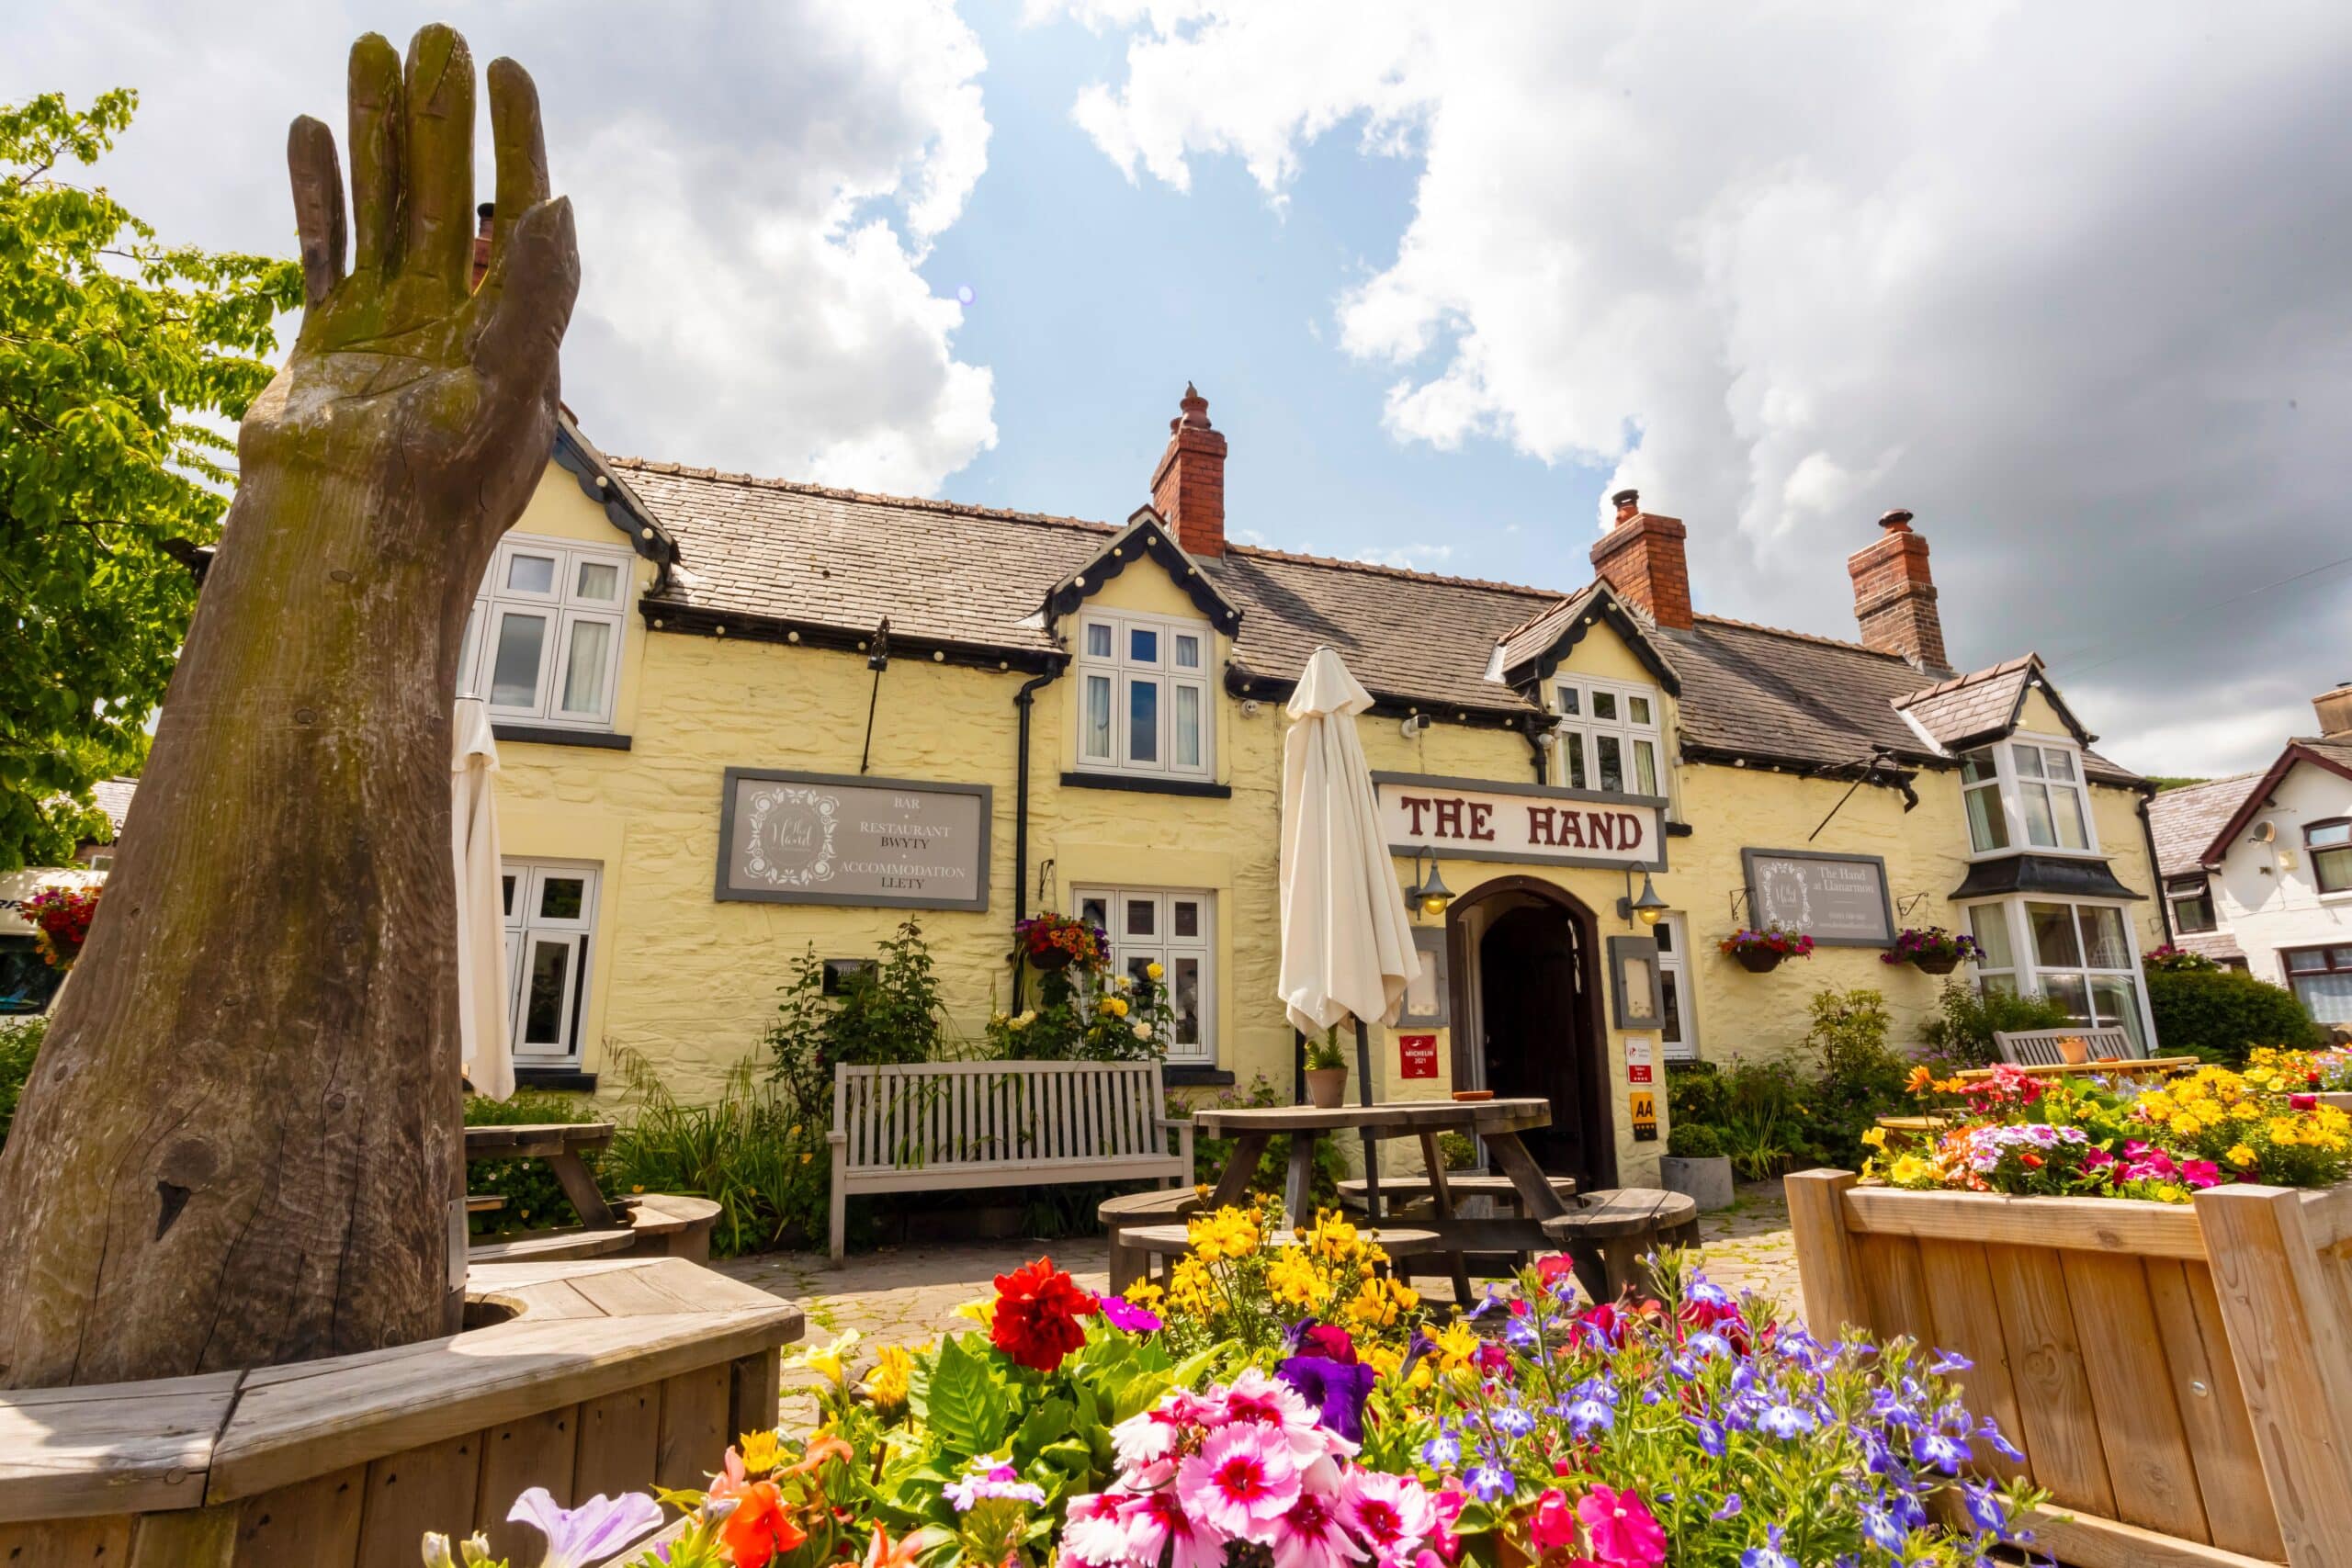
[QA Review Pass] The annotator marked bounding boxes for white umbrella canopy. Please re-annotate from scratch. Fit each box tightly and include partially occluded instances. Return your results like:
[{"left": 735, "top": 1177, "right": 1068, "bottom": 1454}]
[
  {"left": 1277, "top": 646, "right": 1423, "bottom": 1043},
  {"left": 453, "top": 696, "right": 513, "bottom": 1101}
]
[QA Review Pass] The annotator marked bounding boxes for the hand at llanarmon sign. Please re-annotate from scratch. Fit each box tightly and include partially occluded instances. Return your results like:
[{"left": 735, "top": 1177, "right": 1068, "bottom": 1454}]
[{"left": 0, "top": 26, "right": 578, "bottom": 1388}]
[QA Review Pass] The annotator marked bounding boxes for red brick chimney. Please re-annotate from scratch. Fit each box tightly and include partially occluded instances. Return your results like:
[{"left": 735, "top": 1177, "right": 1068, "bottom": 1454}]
[
  {"left": 1847, "top": 509, "right": 1950, "bottom": 671},
  {"left": 1589, "top": 490, "right": 1692, "bottom": 631},
  {"left": 1151, "top": 384, "right": 1227, "bottom": 558}
]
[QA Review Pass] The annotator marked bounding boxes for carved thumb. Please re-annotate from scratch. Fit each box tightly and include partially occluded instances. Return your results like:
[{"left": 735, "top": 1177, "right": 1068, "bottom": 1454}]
[{"left": 473, "top": 196, "right": 578, "bottom": 402}]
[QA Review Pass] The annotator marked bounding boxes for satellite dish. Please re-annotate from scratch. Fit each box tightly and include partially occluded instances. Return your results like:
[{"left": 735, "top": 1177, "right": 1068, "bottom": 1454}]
[{"left": 2252, "top": 821, "right": 2278, "bottom": 844}]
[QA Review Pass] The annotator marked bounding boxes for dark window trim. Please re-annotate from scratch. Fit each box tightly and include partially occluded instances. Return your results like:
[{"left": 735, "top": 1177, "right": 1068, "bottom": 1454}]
[
  {"left": 1060, "top": 771, "right": 1233, "bottom": 799},
  {"left": 492, "top": 724, "right": 633, "bottom": 751},
  {"left": 1163, "top": 1065, "right": 1236, "bottom": 1089},
  {"left": 2168, "top": 889, "right": 2219, "bottom": 935},
  {"left": 514, "top": 1067, "right": 598, "bottom": 1093},
  {"left": 2306, "top": 818, "right": 2352, "bottom": 893}
]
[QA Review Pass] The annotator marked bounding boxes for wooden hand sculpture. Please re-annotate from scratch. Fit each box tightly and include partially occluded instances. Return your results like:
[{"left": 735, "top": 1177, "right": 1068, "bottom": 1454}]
[{"left": 0, "top": 26, "right": 578, "bottom": 1386}]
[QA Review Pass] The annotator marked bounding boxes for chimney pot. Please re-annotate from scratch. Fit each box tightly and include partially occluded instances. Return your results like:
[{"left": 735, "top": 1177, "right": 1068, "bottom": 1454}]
[
  {"left": 1152, "top": 384, "right": 1228, "bottom": 557},
  {"left": 1848, "top": 509, "right": 1948, "bottom": 672},
  {"left": 1611, "top": 488, "right": 1641, "bottom": 523},
  {"left": 2313, "top": 681, "right": 2352, "bottom": 739}
]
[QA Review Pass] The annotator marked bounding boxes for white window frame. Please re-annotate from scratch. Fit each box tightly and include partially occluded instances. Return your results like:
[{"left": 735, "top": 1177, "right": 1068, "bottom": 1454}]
[
  {"left": 1552, "top": 677, "right": 1665, "bottom": 798},
  {"left": 460, "top": 534, "right": 633, "bottom": 731},
  {"left": 1073, "top": 885, "right": 1216, "bottom": 1065},
  {"left": 1072, "top": 608, "right": 1215, "bottom": 781},
  {"left": 503, "top": 858, "right": 601, "bottom": 1064},
  {"left": 1654, "top": 912, "right": 1698, "bottom": 1062},
  {"left": 1957, "top": 734, "right": 2100, "bottom": 860},
  {"left": 1963, "top": 897, "right": 2152, "bottom": 1051}
]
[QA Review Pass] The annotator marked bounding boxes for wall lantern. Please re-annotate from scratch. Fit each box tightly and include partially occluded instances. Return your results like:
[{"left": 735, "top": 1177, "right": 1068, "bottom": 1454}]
[
  {"left": 1617, "top": 867, "right": 1668, "bottom": 928},
  {"left": 1406, "top": 849, "right": 1453, "bottom": 919}
]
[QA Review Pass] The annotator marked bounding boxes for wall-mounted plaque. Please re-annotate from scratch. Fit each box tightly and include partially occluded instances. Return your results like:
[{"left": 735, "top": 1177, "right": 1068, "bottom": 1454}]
[
  {"left": 1740, "top": 847, "right": 1894, "bottom": 947},
  {"left": 1608, "top": 934, "right": 1666, "bottom": 1031},
  {"left": 1373, "top": 772, "right": 1667, "bottom": 871},
  {"left": 717, "top": 769, "right": 990, "bottom": 910},
  {"left": 1397, "top": 925, "right": 1451, "bottom": 1028}
]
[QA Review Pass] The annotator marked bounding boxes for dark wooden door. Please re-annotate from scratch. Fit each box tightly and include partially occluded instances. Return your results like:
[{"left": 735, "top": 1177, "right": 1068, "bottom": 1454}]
[{"left": 1479, "top": 906, "right": 1602, "bottom": 1189}]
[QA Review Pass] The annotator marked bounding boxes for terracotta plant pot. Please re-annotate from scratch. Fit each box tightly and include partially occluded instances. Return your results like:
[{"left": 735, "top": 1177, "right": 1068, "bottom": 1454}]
[
  {"left": 2058, "top": 1035, "right": 2091, "bottom": 1066},
  {"left": 1306, "top": 1066, "right": 1349, "bottom": 1109},
  {"left": 1735, "top": 948, "right": 1784, "bottom": 974},
  {"left": 1912, "top": 952, "right": 1961, "bottom": 976}
]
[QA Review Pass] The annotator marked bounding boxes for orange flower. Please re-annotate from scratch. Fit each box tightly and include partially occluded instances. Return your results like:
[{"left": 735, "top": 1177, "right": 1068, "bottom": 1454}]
[
  {"left": 786, "top": 1434, "right": 854, "bottom": 1476},
  {"left": 864, "top": 1524, "right": 927, "bottom": 1568},
  {"left": 1905, "top": 1065, "right": 1934, "bottom": 1095},
  {"left": 719, "top": 1480, "right": 806, "bottom": 1568}
]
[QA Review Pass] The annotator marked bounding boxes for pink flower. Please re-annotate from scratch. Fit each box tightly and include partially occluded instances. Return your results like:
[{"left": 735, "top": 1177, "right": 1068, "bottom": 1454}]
[
  {"left": 1527, "top": 1490, "right": 1581, "bottom": 1555},
  {"left": 1064, "top": 1492, "right": 1140, "bottom": 1566},
  {"left": 1267, "top": 1483, "right": 1366, "bottom": 1568},
  {"left": 2182, "top": 1158, "right": 2223, "bottom": 1190},
  {"left": 1340, "top": 1470, "right": 1438, "bottom": 1563},
  {"left": 1122, "top": 1485, "right": 1220, "bottom": 1568},
  {"left": 1577, "top": 1486, "right": 1665, "bottom": 1568},
  {"left": 1221, "top": 1367, "right": 1336, "bottom": 1463},
  {"left": 1177, "top": 1423, "right": 1301, "bottom": 1540},
  {"left": 1111, "top": 1406, "right": 1185, "bottom": 1470},
  {"left": 2293, "top": 1093, "right": 2318, "bottom": 1111},
  {"left": 1424, "top": 1483, "right": 1465, "bottom": 1562}
]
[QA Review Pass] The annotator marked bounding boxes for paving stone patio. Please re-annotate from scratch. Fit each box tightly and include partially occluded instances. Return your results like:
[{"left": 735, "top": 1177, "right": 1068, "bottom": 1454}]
[{"left": 718, "top": 1179, "right": 1799, "bottom": 1430}]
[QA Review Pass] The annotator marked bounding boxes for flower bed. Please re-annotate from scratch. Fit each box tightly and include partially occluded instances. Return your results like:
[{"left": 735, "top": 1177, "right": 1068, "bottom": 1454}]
[{"left": 451, "top": 1216, "right": 2050, "bottom": 1568}]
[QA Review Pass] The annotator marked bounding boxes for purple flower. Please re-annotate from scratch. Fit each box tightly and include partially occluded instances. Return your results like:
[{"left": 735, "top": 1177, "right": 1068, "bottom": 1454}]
[
  {"left": 1978, "top": 1417, "right": 2025, "bottom": 1462},
  {"left": 1492, "top": 1402, "right": 1535, "bottom": 1439},
  {"left": 1758, "top": 1404, "right": 1816, "bottom": 1440},
  {"left": 1912, "top": 1430, "right": 1970, "bottom": 1475},
  {"left": 1276, "top": 1353, "right": 1378, "bottom": 1443},
  {"left": 1100, "top": 1294, "right": 1162, "bottom": 1333},
  {"left": 1421, "top": 1429, "right": 1461, "bottom": 1467},
  {"left": 1711, "top": 1494, "right": 1743, "bottom": 1521},
  {"left": 1468, "top": 1462, "right": 1516, "bottom": 1502},
  {"left": 1690, "top": 1416, "right": 1726, "bottom": 1457},
  {"left": 507, "top": 1488, "right": 664, "bottom": 1568},
  {"left": 1566, "top": 1397, "right": 1614, "bottom": 1438},
  {"left": 944, "top": 1461, "right": 1046, "bottom": 1511},
  {"left": 1961, "top": 1480, "right": 2011, "bottom": 1539},
  {"left": 1860, "top": 1504, "right": 1906, "bottom": 1552},
  {"left": 1741, "top": 1526, "right": 1798, "bottom": 1568}
]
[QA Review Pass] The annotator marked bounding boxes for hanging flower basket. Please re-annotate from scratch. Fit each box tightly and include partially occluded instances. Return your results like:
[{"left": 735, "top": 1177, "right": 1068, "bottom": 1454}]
[
  {"left": 1880, "top": 926, "right": 1980, "bottom": 976},
  {"left": 20, "top": 883, "right": 101, "bottom": 972},
  {"left": 1012, "top": 911, "right": 1105, "bottom": 975},
  {"left": 1720, "top": 922, "right": 1812, "bottom": 973}
]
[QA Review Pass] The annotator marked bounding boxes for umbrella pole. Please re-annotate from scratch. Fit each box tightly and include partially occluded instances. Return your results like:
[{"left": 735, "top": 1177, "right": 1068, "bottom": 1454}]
[{"left": 1356, "top": 1017, "right": 1382, "bottom": 1220}]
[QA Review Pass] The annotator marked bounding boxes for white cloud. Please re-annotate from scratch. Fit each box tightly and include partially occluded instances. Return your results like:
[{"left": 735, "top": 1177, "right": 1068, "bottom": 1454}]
[
  {"left": 1044, "top": 1, "right": 2352, "bottom": 774},
  {"left": 1347, "top": 543, "right": 1453, "bottom": 571},
  {"left": 1, "top": 0, "right": 997, "bottom": 495}
]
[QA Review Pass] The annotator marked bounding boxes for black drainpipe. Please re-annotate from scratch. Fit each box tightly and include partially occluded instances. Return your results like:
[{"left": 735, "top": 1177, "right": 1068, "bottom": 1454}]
[
  {"left": 1521, "top": 709, "right": 1551, "bottom": 784},
  {"left": 2139, "top": 789, "right": 2176, "bottom": 947},
  {"left": 1012, "top": 657, "right": 1069, "bottom": 1009}
]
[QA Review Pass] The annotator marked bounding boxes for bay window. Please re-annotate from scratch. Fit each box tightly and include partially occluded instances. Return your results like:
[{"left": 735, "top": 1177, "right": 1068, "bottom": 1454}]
[
  {"left": 461, "top": 535, "right": 632, "bottom": 730},
  {"left": 1955, "top": 739, "right": 2098, "bottom": 857},
  {"left": 2307, "top": 820, "right": 2352, "bottom": 895},
  {"left": 1555, "top": 679, "right": 1663, "bottom": 796},
  {"left": 503, "top": 859, "right": 599, "bottom": 1063},
  {"left": 1075, "top": 611, "right": 1213, "bottom": 780},
  {"left": 1074, "top": 886, "right": 1214, "bottom": 1063},
  {"left": 1965, "top": 897, "right": 2148, "bottom": 1051}
]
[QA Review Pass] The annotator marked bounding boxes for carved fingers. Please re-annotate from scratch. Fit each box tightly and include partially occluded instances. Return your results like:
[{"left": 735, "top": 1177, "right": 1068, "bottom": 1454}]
[
  {"left": 472, "top": 196, "right": 579, "bottom": 402},
  {"left": 401, "top": 25, "right": 477, "bottom": 296},
  {"left": 482, "top": 58, "right": 551, "bottom": 289},
  {"left": 345, "top": 33, "right": 403, "bottom": 278},
  {"left": 286, "top": 116, "right": 346, "bottom": 309}
]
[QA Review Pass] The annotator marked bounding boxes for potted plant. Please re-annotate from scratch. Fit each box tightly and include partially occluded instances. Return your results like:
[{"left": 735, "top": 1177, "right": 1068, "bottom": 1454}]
[
  {"left": 19, "top": 883, "right": 100, "bottom": 973},
  {"left": 1011, "top": 911, "right": 1105, "bottom": 974},
  {"left": 1719, "top": 922, "right": 1813, "bottom": 973},
  {"left": 1304, "top": 1025, "right": 1350, "bottom": 1109},
  {"left": 1879, "top": 926, "right": 1980, "bottom": 976}
]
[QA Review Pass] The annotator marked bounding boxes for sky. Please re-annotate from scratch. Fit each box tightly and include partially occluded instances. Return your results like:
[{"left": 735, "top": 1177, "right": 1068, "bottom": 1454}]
[{"left": 7, "top": 0, "right": 2350, "bottom": 777}]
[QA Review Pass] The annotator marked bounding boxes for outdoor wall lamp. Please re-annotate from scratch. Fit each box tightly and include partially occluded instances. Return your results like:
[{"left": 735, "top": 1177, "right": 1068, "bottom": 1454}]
[
  {"left": 1406, "top": 849, "right": 1453, "bottom": 919},
  {"left": 1618, "top": 867, "right": 1668, "bottom": 927}
]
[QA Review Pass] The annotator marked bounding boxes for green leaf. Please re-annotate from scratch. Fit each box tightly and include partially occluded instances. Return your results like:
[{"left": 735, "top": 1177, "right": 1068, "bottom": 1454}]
[
  {"left": 1012, "top": 1395, "right": 1074, "bottom": 1467},
  {"left": 926, "top": 1337, "right": 1007, "bottom": 1456}
]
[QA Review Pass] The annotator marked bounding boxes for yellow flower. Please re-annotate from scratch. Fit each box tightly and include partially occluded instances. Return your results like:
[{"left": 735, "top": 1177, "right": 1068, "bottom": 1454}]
[
  {"left": 1146, "top": 961, "right": 1165, "bottom": 980},
  {"left": 1888, "top": 1154, "right": 1938, "bottom": 1187},
  {"left": 1860, "top": 1127, "right": 1888, "bottom": 1150},
  {"left": 1267, "top": 1251, "right": 1327, "bottom": 1308},
  {"left": 2228, "top": 1144, "right": 2260, "bottom": 1169},
  {"left": 793, "top": 1330, "right": 862, "bottom": 1387},
  {"left": 1102, "top": 995, "right": 1129, "bottom": 1017},
  {"left": 2269, "top": 1118, "right": 2304, "bottom": 1147},
  {"left": 2169, "top": 1113, "right": 2204, "bottom": 1139},
  {"left": 737, "top": 1429, "right": 782, "bottom": 1475},
  {"left": 1433, "top": 1321, "right": 1480, "bottom": 1372},
  {"left": 863, "top": 1344, "right": 914, "bottom": 1411},
  {"left": 951, "top": 1297, "right": 996, "bottom": 1327},
  {"left": 2139, "top": 1093, "right": 2176, "bottom": 1121}
]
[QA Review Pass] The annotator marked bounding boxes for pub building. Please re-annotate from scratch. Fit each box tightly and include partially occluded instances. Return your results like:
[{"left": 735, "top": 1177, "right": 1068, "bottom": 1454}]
[{"left": 468, "top": 387, "right": 2161, "bottom": 1190}]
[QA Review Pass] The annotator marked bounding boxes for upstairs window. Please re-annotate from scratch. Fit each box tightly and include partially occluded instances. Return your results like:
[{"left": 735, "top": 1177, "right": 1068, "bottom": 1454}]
[
  {"left": 2307, "top": 819, "right": 2352, "bottom": 894},
  {"left": 1960, "top": 749, "right": 2008, "bottom": 852},
  {"left": 460, "top": 535, "right": 632, "bottom": 730},
  {"left": 1555, "top": 679, "right": 1662, "bottom": 796},
  {"left": 2166, "top": 874, "right": 2218, "bottom": 934},
  {"left": 1956, "top": 739, "right": 2098, "bottom": 857},
  {"left": 1075, "top": 610, "right": 1213, "bottom": 780}
]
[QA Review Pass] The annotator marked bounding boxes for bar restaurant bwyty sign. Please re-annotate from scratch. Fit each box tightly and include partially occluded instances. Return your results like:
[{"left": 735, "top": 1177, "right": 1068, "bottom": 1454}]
[
  {"left": 1740, "top": 847, "right": 1894, "bottom": 946},
  {"left": 1373, "top": 773, "right": 1666, "bottom": 870},
  {"left": 717, "top": 768, "right": 991, "bottom": 910}
]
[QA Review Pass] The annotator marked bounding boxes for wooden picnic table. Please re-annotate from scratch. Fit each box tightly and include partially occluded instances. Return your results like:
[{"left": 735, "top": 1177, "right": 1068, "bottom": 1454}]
[
  {"left": 1951, "top": 1055, "right": 2199, "bottom": 1081},
  {"left": 1192, "top": 1098, "right": 1570, "bottom": 1305},
  {"left": 464, "top": 1122, "right": 619, "bottom": 1229}
]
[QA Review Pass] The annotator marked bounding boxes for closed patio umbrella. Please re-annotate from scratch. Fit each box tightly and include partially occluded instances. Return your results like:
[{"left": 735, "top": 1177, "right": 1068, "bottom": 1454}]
[
  {"left": 453, "top": 696, "right": 513, "bottom": 1101},
  {"left": 1277, "top": 646, "right": 1421, "bottom": 1215}
]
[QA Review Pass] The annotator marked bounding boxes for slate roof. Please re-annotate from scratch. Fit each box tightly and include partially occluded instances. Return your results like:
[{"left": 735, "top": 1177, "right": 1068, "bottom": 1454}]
[
  {"left": 2148, "top": 773, "right": 2261, "bottom": 878},
  {"left": 88, "top": 778, "right": 135, "bottom": 836},
  {"left": 605, "top": 458, "right": 2145, "bottom": 785},
  {"left": 1894, "top": 657, "right": 2037, "bottom": 750}
]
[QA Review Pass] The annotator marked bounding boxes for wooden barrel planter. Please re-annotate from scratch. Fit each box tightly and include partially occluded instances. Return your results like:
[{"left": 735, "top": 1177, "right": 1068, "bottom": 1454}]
[
  {"left": 0, "top": 1256, "right": 803, "bottom": 1567},
  {"left": 1786, "top": 1169, "right": 2352, "bottom": 1568}
]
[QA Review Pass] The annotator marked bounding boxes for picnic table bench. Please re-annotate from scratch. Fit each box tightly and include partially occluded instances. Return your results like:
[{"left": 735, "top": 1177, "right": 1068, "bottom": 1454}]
[
  {"left": 828, "top": 1060, "right": 1192, "bottom": 1265},
  {"left": 464, "top": 1122, "right": 719, "bottom": 1263},
  {"left": 1542, "top": 1188, "right": 1701, "bottom": 1301}
]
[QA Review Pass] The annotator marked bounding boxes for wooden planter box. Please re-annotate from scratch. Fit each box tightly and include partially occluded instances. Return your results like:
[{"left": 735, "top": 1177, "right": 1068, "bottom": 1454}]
[
  {"left": 0, "top": 1256, "right": 803, "bottom": 1566},
  {"left": 1786, "top": 1169, "right": 2352, "bottom": 1568}
]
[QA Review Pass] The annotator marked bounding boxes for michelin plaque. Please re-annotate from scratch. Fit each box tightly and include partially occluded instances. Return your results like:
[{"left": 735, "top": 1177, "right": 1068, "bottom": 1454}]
[{"left": 717, "top": 768, "right": 991, "bottom": 910}]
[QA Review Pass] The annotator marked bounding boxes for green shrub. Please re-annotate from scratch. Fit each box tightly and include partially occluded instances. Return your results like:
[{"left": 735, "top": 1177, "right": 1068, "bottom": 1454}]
[
  {"left": 1663, "top": 990, "right": 1921, "bottom": 1179},
  {"left": 1918, "top": 983, "right": 2073, "bottom": 1066},
  {"left": 1667, "top": 1120, "right": 1725, "bottom": 1159},
  {"left": 2147, "top": 966, "right": 2324, "bottom": 1066},
  {"left": 605, "top": 1053, "right": 823, "bottom": 1258},
  {"left": 767, "top": 919, "right": 952, "bottom": 1130},
  {"left": 463, "top": 1088, "right": 607, "bottom": 1236},
  {"left": 0, "top": 1016, "right": 44, "bottom": 1149}
]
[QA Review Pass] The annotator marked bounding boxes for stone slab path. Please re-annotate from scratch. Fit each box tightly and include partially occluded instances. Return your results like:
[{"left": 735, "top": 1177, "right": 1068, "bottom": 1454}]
[{"left": 718, "top": 1180, "right": 1798, "bottom": 1430}]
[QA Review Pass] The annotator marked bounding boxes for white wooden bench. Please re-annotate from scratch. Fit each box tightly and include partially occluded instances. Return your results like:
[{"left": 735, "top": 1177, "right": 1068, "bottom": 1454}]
[
  {"left": 1993, "top": 1026, "right": 2142, "bottom": 1067},
  {"left": 827, "top": 1060, "right": 1193, "bottom": 1265}
]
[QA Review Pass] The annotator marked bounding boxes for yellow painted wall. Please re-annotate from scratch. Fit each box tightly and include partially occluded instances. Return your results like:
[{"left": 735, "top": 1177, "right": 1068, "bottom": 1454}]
[{"left": 485, "top": 492, "right": 2161, "bottom": 1193}]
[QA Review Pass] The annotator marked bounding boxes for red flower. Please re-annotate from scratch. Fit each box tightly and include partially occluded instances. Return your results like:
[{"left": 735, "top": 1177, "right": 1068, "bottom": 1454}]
[
  {"left": 719, "top": 1481, "right": 807, "bottom": 1568},
  {"left": 989, "top": 1256, "right": 1099, "bottom": 1372}
]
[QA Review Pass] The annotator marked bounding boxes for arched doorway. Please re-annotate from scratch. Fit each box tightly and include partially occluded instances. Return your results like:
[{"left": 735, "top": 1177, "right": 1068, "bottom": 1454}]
[{"left": 1444, "top": 874, "right": 1616, "bottom": 1191}]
